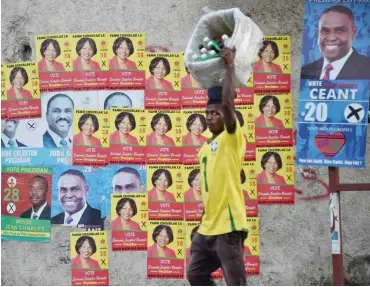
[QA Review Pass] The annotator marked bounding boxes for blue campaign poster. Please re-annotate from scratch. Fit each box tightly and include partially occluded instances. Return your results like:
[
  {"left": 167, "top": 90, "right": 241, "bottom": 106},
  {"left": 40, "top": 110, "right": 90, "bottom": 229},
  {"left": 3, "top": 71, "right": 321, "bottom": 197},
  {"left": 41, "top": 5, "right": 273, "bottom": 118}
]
[
  {"left": 296, "top": 79, "right": 369, "bottom": 167},
  {"left": 297, "top": 0, "right": 370, "bottom": 168}
]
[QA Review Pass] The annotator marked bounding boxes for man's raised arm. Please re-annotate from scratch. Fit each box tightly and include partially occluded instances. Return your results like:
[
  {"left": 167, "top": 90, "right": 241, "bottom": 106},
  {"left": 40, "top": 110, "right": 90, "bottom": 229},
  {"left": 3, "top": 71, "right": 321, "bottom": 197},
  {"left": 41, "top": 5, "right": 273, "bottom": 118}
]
[{"left": 221, "top": 47, "right": 237, "bottom": 133}]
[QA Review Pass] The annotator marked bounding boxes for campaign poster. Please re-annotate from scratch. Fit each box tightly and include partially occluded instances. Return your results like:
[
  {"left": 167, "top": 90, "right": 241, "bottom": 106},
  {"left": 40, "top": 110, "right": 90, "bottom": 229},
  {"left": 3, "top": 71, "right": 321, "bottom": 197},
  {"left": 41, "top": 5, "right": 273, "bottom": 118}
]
[
  {"left": 1, "top": 91, "right": 99, "bottom": 167},
  {"left": 296, "top": 80, "right": 369, "bottom": 167},
  {"left": 183, "top": 165, "right": 203, "bottom": 221},
  {"left": 256, "top": 147, "right": 295, "bottom": 204},
  {"left": 300, "top": 0, "right": 370, "bottom": 81},
  {"left": 1, "top": 64, "right": 8, "bottom": 118},
  {"left": 235, "top": 105, "right": 256, "bottom": 161},
  {"left": 147, "top": 220, "right": 185, "bottom": 279},
  {"left": 72, "top": 109, "right": 109, "bottom": 166},
  {"left": 253, "top": 35, "right": 291, "bottom": 93},
  {"left": 97, "top": 89, "right": 144, "bottom": 110},
  {"left": 185, "top": 222, "right": 223, "bottom": 280},
  {"left": 111, "top": 193, "right": 148, "bottom": 251},
  {"left": 109, "top": 108, "right": 146, "bottom": 164},
  {"left": 51, "top": 165, "right": 107, "bottom": 231},
  {"left": 71, "top": 33, "right": 109, "bottom": 90},
  {"left": 241, "top": 163, "right": 258, "bottom": 217},
  {"left": 235, "top": 87, "right": 253, "bottom": 106},
  {"left": 35, "top": 34, "right": 74, "bottom": 91},
  {"left": 182, "top": 109, "right": 211, "bottom": 164},
  {"left": 5, "top": 62, "right": 41, "bottom": 119},
  {"left": 145, "top": 52, "right": 182, "bottom": 109},
  {"left": 107, "top": 32, "right": 146, "bottom": 89},
  {"left": 181, "top": 52, "right": 207, "bottom": 108},
  {"left": 254, "top": 93, "right": 293, "bottom": 147},
  {"left": 108, "top": 164, "right": 147, "bottom": 194},
  {"left": 1, "top": 166, "right": 52, "bottom": 242},
  {"left": 330, "top": 192, "right": 341, "bottom": 254},
  {"left": 147, "top": 165, "right": 184, "bottom": 220},
  {"left": 244, "top": 217, "right": 260, "bottom": 276},
  {"left": 145, "top": 110, "right": 182, "bottom": 164},
  {"left": 70, "top": 231, "right": 109, "bottom": 286}
]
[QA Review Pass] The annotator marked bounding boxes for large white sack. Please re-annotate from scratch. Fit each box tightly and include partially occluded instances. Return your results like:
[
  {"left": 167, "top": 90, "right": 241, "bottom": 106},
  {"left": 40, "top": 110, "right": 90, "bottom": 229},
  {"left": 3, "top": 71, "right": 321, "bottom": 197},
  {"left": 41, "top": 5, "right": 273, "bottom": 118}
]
[{"left": 184, "top": 8, "right": 263, "bottom": 89}]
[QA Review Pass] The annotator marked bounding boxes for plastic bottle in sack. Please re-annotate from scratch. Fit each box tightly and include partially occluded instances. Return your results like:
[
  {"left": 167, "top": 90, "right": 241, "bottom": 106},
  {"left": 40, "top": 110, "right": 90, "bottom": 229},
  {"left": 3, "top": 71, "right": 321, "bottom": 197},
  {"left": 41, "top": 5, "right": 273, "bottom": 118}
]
[
  {"left": 221, "top": 34, "right": 232, "bottom": 48},
  {"left": 203, "top": 37, "right": 222, "bottom": 53}
]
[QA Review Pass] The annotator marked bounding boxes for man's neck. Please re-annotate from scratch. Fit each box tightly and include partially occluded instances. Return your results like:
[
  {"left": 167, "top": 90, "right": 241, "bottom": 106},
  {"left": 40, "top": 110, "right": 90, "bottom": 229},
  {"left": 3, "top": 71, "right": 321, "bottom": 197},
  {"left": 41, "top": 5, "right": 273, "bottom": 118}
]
[
  {"left": 3, "top": 131, "right": 15, "bottom": 139},
  {"left": 33, "top": 201, "right": 46, "bottom": 213},
  {"left": 49, "top": 126, "right": 68, "bottom": 139}
]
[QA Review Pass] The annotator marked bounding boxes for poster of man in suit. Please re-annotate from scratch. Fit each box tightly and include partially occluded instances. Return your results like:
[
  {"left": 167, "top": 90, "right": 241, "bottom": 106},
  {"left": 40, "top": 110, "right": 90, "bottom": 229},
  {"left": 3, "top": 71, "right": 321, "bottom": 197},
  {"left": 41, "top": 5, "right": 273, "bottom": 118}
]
[
  {"left": 51, "top": 166, "right": 107, "bottom": 231},
  {"left": 301, "top": 2, "right": 370, "bottom": 80}
]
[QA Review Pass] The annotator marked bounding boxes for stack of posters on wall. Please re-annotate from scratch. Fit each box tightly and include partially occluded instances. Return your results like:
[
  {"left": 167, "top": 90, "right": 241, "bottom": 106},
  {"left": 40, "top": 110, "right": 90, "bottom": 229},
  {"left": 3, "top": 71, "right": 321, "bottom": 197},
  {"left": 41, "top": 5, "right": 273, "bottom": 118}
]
[
  {"left": 253, "top": 35, "right": 295, "bottom": 205},
  {"left": 296, "top": 0, "right": 369, "bottom": 168},
  {"left": 145, "top": 52, "right": 186, "bottom": 279}
]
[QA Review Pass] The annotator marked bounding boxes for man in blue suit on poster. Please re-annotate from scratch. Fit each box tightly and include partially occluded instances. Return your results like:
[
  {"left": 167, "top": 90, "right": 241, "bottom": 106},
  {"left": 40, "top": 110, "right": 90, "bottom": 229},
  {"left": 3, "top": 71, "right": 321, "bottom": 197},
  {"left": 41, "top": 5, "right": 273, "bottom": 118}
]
[
  {"left": 43, "top": 93, "right": 74, "bottom": 148},
  {"left": 301, "top": 5, "right": 370, "bottom": 80},
  {"left": 1, "top": 120, "right": 27, "bottom": 148}
]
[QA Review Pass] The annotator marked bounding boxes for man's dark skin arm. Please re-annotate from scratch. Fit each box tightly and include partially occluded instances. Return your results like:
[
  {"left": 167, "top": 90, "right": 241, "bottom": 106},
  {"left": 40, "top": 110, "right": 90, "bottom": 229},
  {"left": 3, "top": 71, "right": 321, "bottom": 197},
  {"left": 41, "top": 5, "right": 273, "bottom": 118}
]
[{"left": 221, "top": 47, "right": 237, "bottom": 133}]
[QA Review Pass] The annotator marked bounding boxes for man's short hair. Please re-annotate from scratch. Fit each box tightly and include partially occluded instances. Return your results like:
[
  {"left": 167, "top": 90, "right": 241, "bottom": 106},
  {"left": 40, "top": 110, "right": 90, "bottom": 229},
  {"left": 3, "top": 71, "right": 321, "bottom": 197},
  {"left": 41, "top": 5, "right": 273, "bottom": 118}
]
[
  {"left": 114, "top": 167, "right": 141, "bottom": 181},
  {"left": 103, "top": 92, "right": 132, "bottom": 109},
  {"left": 46, "top": 93, "right": 74, "bottom": 114},
  {"left": 115, "top": 197, "right": 138, "bottom": 216},
  {"left": 321, "top": 5, "right": 355, "bottom": 24},
  {"left": 29, "top": 175, "right": 49, "bottom": 191},
  {"left": 59, "top": 169, "right": 86, "bottom": 183},
  {"left": 75, "top": 236, "right": 97, "bottom": 254}
]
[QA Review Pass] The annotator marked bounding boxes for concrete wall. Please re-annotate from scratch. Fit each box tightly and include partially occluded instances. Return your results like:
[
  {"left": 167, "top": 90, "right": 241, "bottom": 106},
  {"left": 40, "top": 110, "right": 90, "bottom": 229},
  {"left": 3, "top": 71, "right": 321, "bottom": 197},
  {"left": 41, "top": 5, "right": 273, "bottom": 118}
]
[{"left": 2, "top": 0, "right": 370, "bottom": 285}]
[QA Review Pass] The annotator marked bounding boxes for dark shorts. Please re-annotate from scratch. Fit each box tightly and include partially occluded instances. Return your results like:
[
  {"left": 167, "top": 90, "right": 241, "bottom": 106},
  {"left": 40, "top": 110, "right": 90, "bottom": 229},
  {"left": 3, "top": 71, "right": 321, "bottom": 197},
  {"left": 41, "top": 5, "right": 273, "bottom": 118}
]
[{"left": 187, "top": 231, "right": 248, "bottom": 286}]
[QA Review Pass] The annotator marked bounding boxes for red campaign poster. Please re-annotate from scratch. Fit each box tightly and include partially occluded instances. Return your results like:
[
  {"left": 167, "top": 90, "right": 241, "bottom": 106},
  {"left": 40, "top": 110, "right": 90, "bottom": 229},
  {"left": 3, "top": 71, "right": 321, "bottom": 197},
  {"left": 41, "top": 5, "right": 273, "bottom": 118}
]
[
  {"left": 183, "top": 165, "right": 203, "bottom": 221},
  {"left": 256, "top": 147, "right": 295, "bottom": 204},
  {"left": 109, "top": 108, "right": 146, "bottom": 164},
  {"left": 244, "top": 217, "right": 260, "bottom": 276},
  {"left": 242, "top": 162, "right": 258, "bottom": 217},
  {"left": 180, "top": 53, "right": 207, "bottom": 108},
  {"left": 254, "top": 93, "right": 293, "bottom": 147},
  {"left": 235, "top": 104, "right": 256, "bottom": 161},
  {"left": 5, "top": 62, "right": 41, "bottom": 120},
  {"left": 185, "top": 222, "right": 223, "bottom": 280},
  {"left": 253, "top": 36, "right": 291, "bottom": 93},
  {"left": 72, "top": 110, "right": 110, "bottom": 166},
  {"left": 147, "top": 221, "right": 185, "bottom": 279},
  {"left": 1, "top": 166, "right": 52, "bottom": 242},
  {"left": 35, "top": 34, "right": 74, "bottom": 91},
  {"left": 71, "top": 231, "right": 109, "bottom": 286},
  {"left": 147, "top": 165, "right": 184, "bottom": 220},
  {"left": 71, "top": 33, "right": 109, "bottom": 90},
  {"left": 107, "top": 32, "right": 146, "bottom": 90},
  {"left": 111, "top": 193, "right": 147, "bottom": 251},
  {"left": 1, "top": 64, "right": 8, "bottom": 119},
  {"left": 182, "top": 109, "right": 212, "bottom": 165},
  {"left": 235, "top": 87, "right": 253, "bottom": 105},
  {"left": 145, "top": 52, "right": 182, "bottom": 110},
  {"left": 145, "top": 110, "right": 182, "bottom": 164}
]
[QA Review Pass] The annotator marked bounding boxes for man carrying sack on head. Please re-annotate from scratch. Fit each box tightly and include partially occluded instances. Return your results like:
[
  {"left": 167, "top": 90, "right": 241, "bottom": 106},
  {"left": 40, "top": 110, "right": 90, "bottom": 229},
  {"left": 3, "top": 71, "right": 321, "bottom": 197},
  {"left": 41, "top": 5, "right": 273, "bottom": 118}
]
[{"left": 186, "top": 47, "right": 248, "bottom": 286}]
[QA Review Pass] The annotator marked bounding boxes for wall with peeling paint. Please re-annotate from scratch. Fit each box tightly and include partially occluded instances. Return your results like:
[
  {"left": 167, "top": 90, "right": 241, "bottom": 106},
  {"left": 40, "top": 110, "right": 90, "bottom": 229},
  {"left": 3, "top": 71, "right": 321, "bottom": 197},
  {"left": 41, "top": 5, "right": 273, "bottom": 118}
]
[{"left": 1, "top": 0, "right": 370, "bottom": 285}]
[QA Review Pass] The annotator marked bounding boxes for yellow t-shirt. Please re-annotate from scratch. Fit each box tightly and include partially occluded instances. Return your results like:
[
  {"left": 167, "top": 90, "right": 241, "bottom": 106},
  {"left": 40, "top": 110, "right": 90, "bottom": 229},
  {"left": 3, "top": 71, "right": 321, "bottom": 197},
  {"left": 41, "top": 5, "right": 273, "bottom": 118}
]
[{"left": 198, "top": 121, "right": 248, "bottom": 236}]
